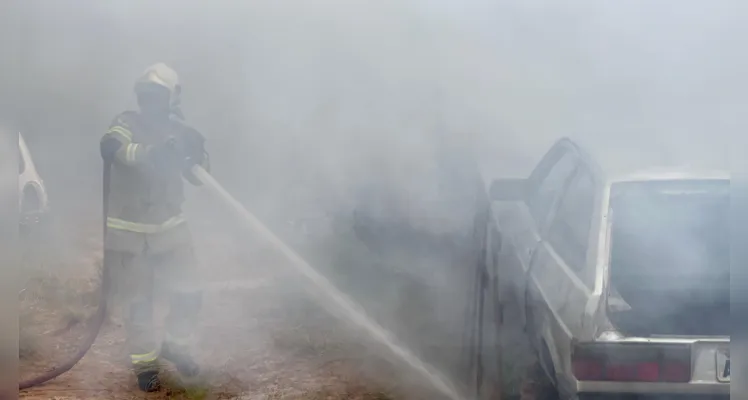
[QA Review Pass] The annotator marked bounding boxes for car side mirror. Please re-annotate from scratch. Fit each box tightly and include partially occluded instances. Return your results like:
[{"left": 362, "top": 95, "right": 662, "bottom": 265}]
[{"left": 489, "top": 178, "right": 526, "bottom": 202}]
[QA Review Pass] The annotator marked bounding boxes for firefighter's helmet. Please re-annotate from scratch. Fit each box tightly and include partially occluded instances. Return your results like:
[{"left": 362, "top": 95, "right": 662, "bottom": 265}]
[{"left": 134, "top": 63, "right": 182, "bottom": 110}]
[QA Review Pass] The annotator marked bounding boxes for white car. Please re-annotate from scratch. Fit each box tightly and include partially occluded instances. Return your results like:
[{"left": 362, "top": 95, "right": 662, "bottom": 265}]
[
  {"left": 19, "top": 132, "right": 50, "bottom": 235},
  {"left": 468, "top": 138, "right": 729, "bottom": 399}
]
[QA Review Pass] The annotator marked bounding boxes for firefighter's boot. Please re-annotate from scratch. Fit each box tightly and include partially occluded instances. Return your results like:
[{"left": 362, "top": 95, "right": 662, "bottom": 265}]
[
  {"left": 136, "top": 370, "right": 161, "bottom": 392},
  {"left": 126, "top": 298, "right": 162, "bottom": 392}
]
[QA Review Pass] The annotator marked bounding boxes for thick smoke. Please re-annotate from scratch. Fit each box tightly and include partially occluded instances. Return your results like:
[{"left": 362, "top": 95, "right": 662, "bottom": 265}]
[{"left": 9, "top": 0, "right": 744, "bottom": 397}]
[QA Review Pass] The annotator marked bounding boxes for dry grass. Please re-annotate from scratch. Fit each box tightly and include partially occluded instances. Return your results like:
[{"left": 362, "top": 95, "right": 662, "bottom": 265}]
[
  {"left": 20, "top": 264, "right": 99, "bottom": 325},
  {"left": 278, "top": 384, "right": 397, "bottom": 400},
  {"left": 159, "top": 373, "right": 213, "bottom": 400},
  {"left": 18, "top": 251, "right": 426, "bottom": 400},
  {"left": 19, "top": 332, "right": 41, "bottom": 361},
  {"left": 159, "top": 378, "right": 399, "bottom": 400},
  {"left": 18, "top": 215, "right": 479, "bottom": 400},
  {"left": 263, "top": 287, "right": 448, "bottom": 400}
]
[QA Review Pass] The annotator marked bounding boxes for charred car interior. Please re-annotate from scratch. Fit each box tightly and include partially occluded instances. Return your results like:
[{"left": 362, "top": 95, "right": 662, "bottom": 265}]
[{"left": 607, "top": 179, "right": 729, "bottom": 337}]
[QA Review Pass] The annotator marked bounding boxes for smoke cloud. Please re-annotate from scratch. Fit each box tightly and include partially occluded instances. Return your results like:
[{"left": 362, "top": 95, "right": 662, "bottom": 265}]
[{"left": 8, "top": 0, "right": 744, "bottom": 397}]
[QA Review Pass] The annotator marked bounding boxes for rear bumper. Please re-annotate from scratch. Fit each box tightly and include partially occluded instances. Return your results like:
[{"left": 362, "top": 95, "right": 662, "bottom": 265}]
[
  {"left": 578, "top": 394, "right": 728, "bottom": 400},
  {"left": 571, "top": 336, "right": 730, "bottom": 399},
  {"left": 575, "top": 381, "right": 729, "bottom": 399}
]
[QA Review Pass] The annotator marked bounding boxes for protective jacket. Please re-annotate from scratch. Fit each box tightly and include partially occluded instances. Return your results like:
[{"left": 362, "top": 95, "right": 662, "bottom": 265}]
[{"left": 102, "top": 111, "right": 210, "bottom": 254}]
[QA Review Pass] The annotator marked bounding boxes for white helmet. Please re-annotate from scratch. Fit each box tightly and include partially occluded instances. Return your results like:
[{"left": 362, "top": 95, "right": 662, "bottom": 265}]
[{"left": 134, "top": 62, "right": 182, "bottom": 112}]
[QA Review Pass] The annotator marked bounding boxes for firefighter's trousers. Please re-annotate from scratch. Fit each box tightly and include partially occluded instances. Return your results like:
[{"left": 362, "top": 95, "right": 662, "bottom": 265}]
[{"left": 106, "top": 245, "right": 202, "bottom": 375}]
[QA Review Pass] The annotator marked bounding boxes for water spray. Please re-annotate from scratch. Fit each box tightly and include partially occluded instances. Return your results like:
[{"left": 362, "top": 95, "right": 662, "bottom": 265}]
[{"left": 191, "top": 166, "right": 464, "bottom": 400}]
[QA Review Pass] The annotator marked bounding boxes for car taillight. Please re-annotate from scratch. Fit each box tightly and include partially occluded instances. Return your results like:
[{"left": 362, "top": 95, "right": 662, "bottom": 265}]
[{"left": 572, "top": 343, "right": 691, "bottom": 383}]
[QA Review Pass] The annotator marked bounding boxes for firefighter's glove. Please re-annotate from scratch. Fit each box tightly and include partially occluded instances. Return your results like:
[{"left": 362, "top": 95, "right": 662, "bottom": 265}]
[{"left": 183, "top": 154, "right": 199, "bottom": 170}]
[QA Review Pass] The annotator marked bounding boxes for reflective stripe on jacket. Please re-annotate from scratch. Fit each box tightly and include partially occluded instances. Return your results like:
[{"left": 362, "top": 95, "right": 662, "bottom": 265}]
[
  {"left": 102, "top": 111, "right": 209, "bottom": 254},
  {"left": 107, "top": 214, "right": 187, "bottom": 234}
]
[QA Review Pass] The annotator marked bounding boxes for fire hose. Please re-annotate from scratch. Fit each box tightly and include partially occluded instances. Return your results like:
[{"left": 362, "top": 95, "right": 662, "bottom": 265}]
[
  {"left": 19, "top": 158, "right": 113, "bottom": 390},
  {"left": 20, "top": 164, "right": 462, "bottom": 400}
]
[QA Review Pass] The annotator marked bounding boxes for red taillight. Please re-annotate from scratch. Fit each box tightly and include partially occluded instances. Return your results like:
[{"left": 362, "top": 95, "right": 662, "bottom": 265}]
[
  {"left": 661, "top": 361, "right": 691, "bottom": 382},
  {"left": 635, "top": 362, "right": 660, "bottom": 382},
  {"left": 572, "top": 343, "right": 691, "bottom": 383},
  {"left": 572, "top": 360, "right": 603, "bottom": 380}
]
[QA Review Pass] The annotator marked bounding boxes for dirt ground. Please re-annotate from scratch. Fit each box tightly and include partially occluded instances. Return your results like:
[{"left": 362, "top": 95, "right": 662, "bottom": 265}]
[{"left": 18, "top": 208, "right": 460, "bottom": 400}]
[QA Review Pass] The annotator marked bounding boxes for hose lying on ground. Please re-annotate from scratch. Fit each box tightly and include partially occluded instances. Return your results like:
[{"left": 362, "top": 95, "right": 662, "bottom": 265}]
[{"left": 19, "top": 295, "right": 108, "bottom": 389}]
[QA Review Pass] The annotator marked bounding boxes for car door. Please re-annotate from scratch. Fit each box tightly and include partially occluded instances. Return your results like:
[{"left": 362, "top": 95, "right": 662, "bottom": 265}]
[
  {"left": 492, "top": 144, "right": 579, "bottom": 327},
  {"left": 526, "top": 162, "right": 601, "bottom": 391}
]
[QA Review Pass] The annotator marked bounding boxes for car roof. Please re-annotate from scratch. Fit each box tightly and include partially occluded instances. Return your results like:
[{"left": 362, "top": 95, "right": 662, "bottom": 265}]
[
  {"left": 559, "top": 137, "right": 730, "bottom": 183},
  {"left": 606, "top": 168, "right": 729, "bottom": 183}
]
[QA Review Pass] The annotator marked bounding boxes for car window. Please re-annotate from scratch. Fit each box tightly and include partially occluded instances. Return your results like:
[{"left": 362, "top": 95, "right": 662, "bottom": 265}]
[
  {"left": 527, "top": 151, "right": 578, "bottom": 227},
  {"left": 547, "top": 166, "right": 596, "bottom": 286}
]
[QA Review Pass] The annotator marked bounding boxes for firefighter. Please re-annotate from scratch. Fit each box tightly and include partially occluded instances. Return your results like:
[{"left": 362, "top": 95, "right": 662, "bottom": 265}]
[{"left": 99, "top": 63, "right": 210, "bottom": 392}]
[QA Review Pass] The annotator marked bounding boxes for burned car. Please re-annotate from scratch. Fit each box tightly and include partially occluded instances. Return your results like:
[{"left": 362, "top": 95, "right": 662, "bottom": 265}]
[{"left": 468, "top": 138, "right": 729, "bottom": 399}]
